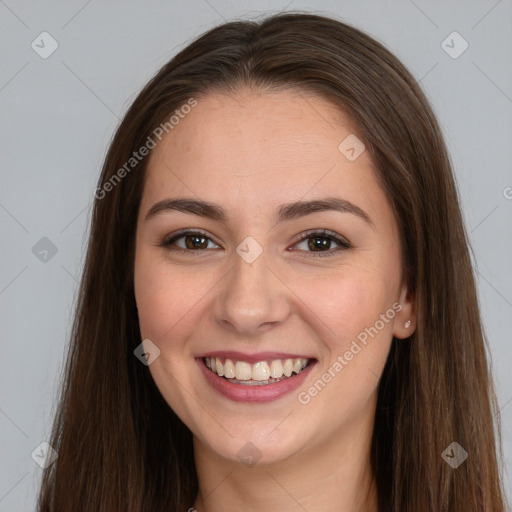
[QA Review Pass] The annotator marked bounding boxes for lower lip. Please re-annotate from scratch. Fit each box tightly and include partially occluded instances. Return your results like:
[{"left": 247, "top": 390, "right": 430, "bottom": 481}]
[{"left": 196, "top": 358, "right": 316, "bottom": 403}]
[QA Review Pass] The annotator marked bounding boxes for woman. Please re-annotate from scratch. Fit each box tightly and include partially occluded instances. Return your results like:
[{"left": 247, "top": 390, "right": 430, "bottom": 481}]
[{"left": 37, "top": 12, "right": 508, "bottom": 512}]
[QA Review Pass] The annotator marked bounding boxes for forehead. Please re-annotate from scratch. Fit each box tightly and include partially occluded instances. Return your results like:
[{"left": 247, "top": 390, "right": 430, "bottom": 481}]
[
  {"left": 142, "top": 89, "right": 385, "bottom": 222},
  {"left": 149, "top": 88, "right": 364, "bottom": 166}
]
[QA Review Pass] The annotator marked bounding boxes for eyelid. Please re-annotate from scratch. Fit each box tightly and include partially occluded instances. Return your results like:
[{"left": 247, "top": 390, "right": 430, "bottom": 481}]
[
  {"left": 161, "top": 228, "right": 221, "bottom": 251},
  {"left": 294, "top": 228, "right": 350, "bottom": 245},
  {"left": 290, "top": 229, "right": 351, "bottom": 257}
]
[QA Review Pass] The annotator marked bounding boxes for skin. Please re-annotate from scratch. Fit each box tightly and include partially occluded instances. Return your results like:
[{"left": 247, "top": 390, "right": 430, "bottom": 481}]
[{"left": 134, "top": 88, "right": 416, "bottom": 512}]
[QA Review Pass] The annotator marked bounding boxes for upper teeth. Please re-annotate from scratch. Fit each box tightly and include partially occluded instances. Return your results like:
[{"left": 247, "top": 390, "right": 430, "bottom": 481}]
[{"left": 205, "top": 357, "right": 309, "bottom": 381}]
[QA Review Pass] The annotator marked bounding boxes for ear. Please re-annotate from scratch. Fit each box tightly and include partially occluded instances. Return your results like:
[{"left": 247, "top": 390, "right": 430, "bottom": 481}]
[{"left": 393, "top": 283, "right": 416, "bottom": 339}]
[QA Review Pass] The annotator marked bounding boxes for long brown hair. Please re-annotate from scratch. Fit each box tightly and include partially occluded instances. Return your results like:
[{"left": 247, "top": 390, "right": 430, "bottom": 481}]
[{"left": 37, "top": 12, "right": 508, "bottom": 511}]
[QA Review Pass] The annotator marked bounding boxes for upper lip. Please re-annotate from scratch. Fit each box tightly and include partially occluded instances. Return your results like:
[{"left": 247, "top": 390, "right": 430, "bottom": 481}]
[{"left": 198, "top": 350, "right": 316, "bottom": 364}]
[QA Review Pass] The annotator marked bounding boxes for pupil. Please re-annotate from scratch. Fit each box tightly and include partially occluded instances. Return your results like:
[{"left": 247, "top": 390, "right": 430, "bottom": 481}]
[
  {"left": 309, "top": 236, "right": 330, "bottom": 251},
  {"left": 186, "top": 235, "right": 207, "bottom": 249}
]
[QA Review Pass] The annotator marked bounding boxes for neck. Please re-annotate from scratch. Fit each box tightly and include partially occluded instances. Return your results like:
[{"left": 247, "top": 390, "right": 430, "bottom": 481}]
[{"left": 191, "top": 402, "right": 379, "bottom": 512}]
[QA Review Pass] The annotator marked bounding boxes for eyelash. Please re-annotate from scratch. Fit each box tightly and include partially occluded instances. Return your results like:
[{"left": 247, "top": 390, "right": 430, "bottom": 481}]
[{"left": 160, "top": 229, "right": 351, "bottom": 258}]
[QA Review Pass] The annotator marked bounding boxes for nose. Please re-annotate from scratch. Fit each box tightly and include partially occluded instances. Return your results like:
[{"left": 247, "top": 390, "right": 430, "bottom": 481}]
[{"left": 213, "top": 248, "right": 291, "bottom": 336}]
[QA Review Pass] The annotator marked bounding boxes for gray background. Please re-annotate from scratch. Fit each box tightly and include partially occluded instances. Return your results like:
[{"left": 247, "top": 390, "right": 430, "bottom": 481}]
[{"left": 1, "top": 0, "right": 511, "bottom": 510}]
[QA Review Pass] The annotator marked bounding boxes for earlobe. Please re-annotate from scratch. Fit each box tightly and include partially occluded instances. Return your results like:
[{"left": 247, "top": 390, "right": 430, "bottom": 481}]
[{"left": 394, "top": 285, "right": 416, "bottom": 339}]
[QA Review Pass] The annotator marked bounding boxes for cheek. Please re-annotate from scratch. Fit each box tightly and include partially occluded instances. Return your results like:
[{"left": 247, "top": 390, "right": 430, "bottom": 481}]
[
  {"left": 134, "top": 250, "right": 194, "bottom": 341},
  {"left": 295, "top": 264, "right": 393, "bottom": 346},
  {"left": 300, "top": 273, "right": 396, "bottom": 411},
  {"left": 134, "top": 248, "right": 224, "bottom": 354}
]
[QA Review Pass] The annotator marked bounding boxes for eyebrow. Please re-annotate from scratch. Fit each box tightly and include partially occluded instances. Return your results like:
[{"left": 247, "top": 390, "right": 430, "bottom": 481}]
[{"left": 144, "top": 196, "right": 373, "bottom": 227}]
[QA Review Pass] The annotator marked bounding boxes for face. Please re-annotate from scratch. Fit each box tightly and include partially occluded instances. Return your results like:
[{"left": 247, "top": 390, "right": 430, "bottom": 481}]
[{"left": 134, "top": 89, "right": 415, "bottom": 466}]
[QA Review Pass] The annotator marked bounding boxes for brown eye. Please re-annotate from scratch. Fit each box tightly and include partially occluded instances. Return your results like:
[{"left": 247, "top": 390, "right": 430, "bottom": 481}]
[
  {"left": 182, "top": 234, "right": 209, "bottom": 250},
  {"left": 162, "top": 230, "right": 220, "bottom": 253},
  {"left": 292, "top": 229, "right": 351, "bottom": 257}
]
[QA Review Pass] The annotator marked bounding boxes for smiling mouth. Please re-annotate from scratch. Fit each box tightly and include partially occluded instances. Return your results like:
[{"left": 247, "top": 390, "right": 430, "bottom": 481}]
[{"left": 204, "top": 356, "right": 313, "bottom": 386}]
